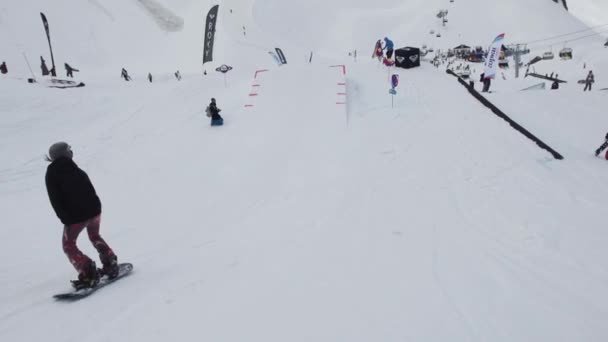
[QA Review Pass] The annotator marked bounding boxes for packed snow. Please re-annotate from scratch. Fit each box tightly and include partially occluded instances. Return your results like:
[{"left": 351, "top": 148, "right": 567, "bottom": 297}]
[{"left": 1, "top": 0, "right": 608, "bottom": 341}]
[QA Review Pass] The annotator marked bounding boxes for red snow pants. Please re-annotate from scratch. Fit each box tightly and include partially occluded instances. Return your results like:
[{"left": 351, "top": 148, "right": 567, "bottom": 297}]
[{"left": 62, "top": 214, "right": 115, "bottom": 274}]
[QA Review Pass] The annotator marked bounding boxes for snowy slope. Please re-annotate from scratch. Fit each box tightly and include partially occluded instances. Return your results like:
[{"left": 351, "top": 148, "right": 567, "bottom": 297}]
[
  {"left": 569, "top": 0, "right": 608, "bottom": 27},
  {"left": 1, "top": 0, "right": 608, "bottom": 341}
]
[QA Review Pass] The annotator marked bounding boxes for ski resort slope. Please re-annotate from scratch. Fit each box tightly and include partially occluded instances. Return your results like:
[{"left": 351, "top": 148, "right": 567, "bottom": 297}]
[
  {"left": 1, "top": 0, "right": 608, "bottom": 341},
  {"left": 569, "top": 0, "right": 608, "bottom": 27}
]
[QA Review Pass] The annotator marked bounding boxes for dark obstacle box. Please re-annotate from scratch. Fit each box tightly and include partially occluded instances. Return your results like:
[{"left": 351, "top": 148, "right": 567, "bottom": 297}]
[{"left": 395, "top": 47, "right": 421, "bottom": 69}]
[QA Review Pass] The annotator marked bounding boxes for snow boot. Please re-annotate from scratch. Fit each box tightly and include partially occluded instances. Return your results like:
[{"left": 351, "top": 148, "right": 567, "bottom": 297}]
[
  {"left": 101, "top": 255, "right": 119, "bottom": 279},
  {"left": 71, "top": 261, "right": 100, "bottom": 290}
]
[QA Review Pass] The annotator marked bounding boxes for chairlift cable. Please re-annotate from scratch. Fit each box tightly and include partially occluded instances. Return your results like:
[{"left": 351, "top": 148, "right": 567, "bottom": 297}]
[{"left": 515, "top": 23, "right": 608, "bottom": 45}]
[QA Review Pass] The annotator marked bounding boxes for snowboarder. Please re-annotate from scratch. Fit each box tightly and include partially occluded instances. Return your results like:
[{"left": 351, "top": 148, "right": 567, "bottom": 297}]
[
  {"left": 0, "top": 61, "right": 7, "bottom": 74},
  {"left": 45, "top": 142, "right": 119, "bottom": 288},
  {"left": 584, "top": 71, "right": 594, "bottom": 91},
  {"left": 64, "top": 63, "right": 79, "bottom": 78},
  {"left": 174, "top": 70, "right": 182, "bottom": 81},
  {"left": 383, "top": 37, "right": 394, "bottom": 59},
  {"left": 121, "top": 68, "right": 131, "bottom": 81},
  {"left": 41, "top": 56, "right": 50, "bottom": 76},
  {"left": 148, "top": 73, "right": 153, "bottom": 83},
  {"left": 594, "top": 132, "right": 608, "bottom": 157},
  {"left": 551, "top": 80, "right": 559, "bottom": 90},
  {"left": 206, "top": 98, "right": 223, "bottom": 126}
]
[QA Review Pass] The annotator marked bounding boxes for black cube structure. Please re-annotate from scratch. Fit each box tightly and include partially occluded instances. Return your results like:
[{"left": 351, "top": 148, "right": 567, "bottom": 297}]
[{"left": 395, "top": 47, "right": 421, "bottom": 69}]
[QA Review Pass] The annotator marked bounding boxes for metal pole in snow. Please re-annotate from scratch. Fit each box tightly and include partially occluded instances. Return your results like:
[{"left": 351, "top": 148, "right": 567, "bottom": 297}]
[{"left": 22, "top": 52, "right": 36, "bottom": 81}]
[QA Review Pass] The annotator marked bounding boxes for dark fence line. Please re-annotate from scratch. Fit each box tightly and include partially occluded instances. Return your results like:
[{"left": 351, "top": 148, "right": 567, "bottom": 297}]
[{"left": 446, "top": 69, "right": 564, "bottom": 160}]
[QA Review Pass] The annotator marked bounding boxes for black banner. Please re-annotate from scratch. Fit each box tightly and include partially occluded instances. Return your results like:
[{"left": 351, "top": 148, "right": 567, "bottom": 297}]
[
  {"left": 275, "top": 48, "right": 287, "bottom": 65},
  {"left": 203, "top": 5, "right": 219, "bottom": 65},
  {"left": 40, "top": 13, "right": 57, "bottom": 76}
]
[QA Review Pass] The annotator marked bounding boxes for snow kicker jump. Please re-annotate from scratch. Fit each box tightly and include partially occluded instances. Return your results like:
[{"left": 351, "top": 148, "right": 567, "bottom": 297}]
[{"left": 135, "top": 0, "right": 184, "bottom": 32}]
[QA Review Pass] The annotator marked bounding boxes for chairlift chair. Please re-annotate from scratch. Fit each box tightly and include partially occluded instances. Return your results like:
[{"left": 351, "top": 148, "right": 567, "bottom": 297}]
[
  {"left": 542, "top": 51, "right": 554, "bottom": 60},
  {"left": 559, "top": 47, "right": 573, "bottom": 60}
]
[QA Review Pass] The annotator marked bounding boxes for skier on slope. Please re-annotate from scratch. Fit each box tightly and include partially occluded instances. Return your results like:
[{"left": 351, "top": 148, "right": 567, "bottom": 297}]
[
  {"left": 594, "top": 132, "right": 608, "bottom": 157},
  {"left": 205, "top": 98, "right": 224, "bottom": 126},
  {"left": 45, "top": 142, "right": 119, "bottom": 288},
  {"left": 383, "top": 37, "right": 395, "bottom": 59}
]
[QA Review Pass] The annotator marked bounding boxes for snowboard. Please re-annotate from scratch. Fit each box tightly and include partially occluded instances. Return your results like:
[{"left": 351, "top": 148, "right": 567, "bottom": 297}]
[{"left": 53, "top": 263, "right": 133, "bottom": 301}]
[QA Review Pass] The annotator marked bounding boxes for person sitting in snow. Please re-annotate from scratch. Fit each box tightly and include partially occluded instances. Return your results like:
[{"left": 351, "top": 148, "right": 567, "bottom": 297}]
[
  {"left": 0, "top": 61, "right": 7, "bottom": 74},
  {"left": 45, "top": 142, "right": 119, "bottom": 288},
  {"left": 205, "top": 98, "right": 223, "bottom": 126}
]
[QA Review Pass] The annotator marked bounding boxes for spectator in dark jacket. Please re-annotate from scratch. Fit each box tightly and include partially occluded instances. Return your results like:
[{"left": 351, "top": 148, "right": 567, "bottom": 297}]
[
  {"left": 584, "top": 71, "right": 595, "bottom": 91},
  {"left": 121, "top": 68, "right": 131, "bottom": 81},
  {"left": 41, "top": 56, "right": 50, "bottom": 76},
  {"left": 0, "top": 61, "right": 7, "bottom": 74},
  {"left": 45, "top": 142, "right": 119, "bottom": 288}
]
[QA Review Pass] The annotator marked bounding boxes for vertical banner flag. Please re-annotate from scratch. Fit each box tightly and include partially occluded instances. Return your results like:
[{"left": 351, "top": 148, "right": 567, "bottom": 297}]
[
  {"left": 483, "top": 33, "right": 505, "bottom": 80},
  {"left": 40, "top": 12, "right": 57, "bottom": 77},
  {"left": 203, "top": 5, "right": 219, "bottom": 65},
  {"left": 268, "top": 51, "right": 282, "bottom": 65},
  {"left": 275, "top": 48, "right": 287, "bottom": 65}
]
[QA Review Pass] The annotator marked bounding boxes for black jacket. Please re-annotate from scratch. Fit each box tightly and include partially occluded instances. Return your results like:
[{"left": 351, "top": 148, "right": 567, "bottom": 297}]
[
  {"left": 45, "top": 157, "right": 101, "bottom": 225},
  {"left": 209, "top": 102, "right": 222, "bottom": 120}
]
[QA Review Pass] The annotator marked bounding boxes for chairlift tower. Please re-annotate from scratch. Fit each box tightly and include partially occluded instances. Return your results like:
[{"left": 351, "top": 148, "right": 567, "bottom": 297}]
[{"left": 513, "top": 44, "right": 524, "bottom": 78}]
